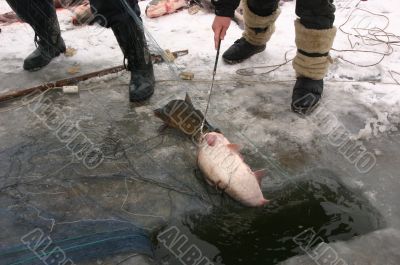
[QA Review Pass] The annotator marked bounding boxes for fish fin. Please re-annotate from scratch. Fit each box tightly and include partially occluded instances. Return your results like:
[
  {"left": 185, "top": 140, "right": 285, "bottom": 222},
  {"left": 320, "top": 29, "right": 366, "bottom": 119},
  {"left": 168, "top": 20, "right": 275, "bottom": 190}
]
[
  {"left": 261, "top": 198, "right": 269, "bottom": 206},
  {"left": 193, "top": 168, "right": 203, "bottom": 181},
  {"left": 253, "top": 169, "right": 267, "bottom": 185},
  {"left": 205, "top": 178, "right": 215, "bottom": 187},
  {"left": 154, "top": 108, "right": 164, "bottom": 118},
  {"left": 205, "top": 134, "right": 217, "bottom": 146},
  {"left": 157, "top": 123, "right": 170, "bottom": 133},
  {"left": 185, "top": 92, "right": 194, "bottom": 107},
  {"left": 227, "top": 144, "right": 241, "bottom": 152}
]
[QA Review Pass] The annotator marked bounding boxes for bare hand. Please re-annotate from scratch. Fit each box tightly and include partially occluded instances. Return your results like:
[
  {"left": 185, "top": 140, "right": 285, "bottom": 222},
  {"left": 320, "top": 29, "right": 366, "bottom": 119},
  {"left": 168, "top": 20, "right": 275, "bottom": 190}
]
[{"left": 212, "top": 16, "right": 231, "bottom": 49}]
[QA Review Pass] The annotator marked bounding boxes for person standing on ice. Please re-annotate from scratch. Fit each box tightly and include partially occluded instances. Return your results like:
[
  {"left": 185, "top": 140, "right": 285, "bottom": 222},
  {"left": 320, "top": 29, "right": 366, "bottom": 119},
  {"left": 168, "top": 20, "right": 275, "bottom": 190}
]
[
  {"left": 211, "top": 0, "right": 337, "bottom": 114},
  {"left": 5, "top": 0, "right": 155, "bottom": 102}
]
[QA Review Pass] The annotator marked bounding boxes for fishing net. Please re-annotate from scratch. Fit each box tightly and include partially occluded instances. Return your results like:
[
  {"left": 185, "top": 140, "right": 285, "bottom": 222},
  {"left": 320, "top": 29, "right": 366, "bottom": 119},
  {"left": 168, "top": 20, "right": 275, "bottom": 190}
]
[
  {"left": 0, "top": 0, "right": 390, "bottom": 264},
  {"left": 0, "top": 1, "right": 229, "bottom": 263}
]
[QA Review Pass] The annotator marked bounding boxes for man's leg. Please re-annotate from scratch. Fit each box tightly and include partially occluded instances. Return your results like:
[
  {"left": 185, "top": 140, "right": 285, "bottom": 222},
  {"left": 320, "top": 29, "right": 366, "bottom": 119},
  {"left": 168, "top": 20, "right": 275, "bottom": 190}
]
[
  {"left": 6, "top": 0, "right": 66, "bottom": 71},
  {"left": 291, "top": 0, "right": 336, "bottom": 114},
  {"left": 222, "top": 0, "right": 280, "bottom": 64},
  {"left": 89, "top": 0, "right": 155, "bottom": 102}
]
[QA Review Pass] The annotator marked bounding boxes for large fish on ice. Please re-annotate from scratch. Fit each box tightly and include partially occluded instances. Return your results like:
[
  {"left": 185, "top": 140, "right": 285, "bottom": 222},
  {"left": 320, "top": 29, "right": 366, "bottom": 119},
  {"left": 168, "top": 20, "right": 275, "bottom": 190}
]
[
  {"left": 198, "top": 132, "right": 268, "bottom": 207},
  {"left": 154, "top": 94, "right": 269, "bottom": 207}
]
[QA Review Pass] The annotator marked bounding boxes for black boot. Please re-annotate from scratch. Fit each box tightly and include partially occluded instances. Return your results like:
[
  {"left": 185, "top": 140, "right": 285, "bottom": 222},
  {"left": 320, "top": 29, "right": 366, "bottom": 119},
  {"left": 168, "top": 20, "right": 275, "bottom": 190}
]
[
  {"left": 6, "top": 0, "right": 66, "bottom": 71},
  {"left": 291, "top": 77, "right": 323, "bottom": 115},
  {"left": 222, "top": 37, "right": 266, "bottom": 64},
  {"left": 112, "top": 19, "right": 155, "bottom": 102},
  {"left": 24, "top": 32, "right": 66, "bottom": 71}
]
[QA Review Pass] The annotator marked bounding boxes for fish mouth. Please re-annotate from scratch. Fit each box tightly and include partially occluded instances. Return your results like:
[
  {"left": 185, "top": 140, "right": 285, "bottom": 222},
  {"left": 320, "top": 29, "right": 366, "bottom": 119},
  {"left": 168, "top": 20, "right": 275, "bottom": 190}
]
[
  {"left": 212, "top": 127, "right": 222, "bottom": 134},
  {"left": 153, "top": 108, "right": 163, "bottom": 119},
  {"left": 204, "top": 123, "right": 222, "bottom": 134},
  {"left": 200, "top": 116, "right": 220, "bottom": 134}
]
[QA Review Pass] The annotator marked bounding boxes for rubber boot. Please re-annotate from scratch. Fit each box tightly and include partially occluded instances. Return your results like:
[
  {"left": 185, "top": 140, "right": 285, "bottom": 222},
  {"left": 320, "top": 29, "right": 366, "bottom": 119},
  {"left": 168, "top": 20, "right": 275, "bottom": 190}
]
[
  {"left": 291, "top": 19, "right": 337, "bottom": 115},
  {"left": 111, "top": 18, "right": 155, "bottom": 102},
  {"left": 24, "top": 31, "right": 66, "bottom": 71},
  {"left": 222, "top": 0, "right": 280, "bottom": 64},
  {"left": 6, "top": 0, "right": 66, "bottom": 71}
]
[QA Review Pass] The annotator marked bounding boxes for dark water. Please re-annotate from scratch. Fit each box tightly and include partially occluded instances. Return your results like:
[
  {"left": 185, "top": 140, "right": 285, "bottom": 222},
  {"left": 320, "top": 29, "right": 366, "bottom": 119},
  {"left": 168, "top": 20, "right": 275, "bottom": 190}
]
[{"left": 155, "top": 169, "right": 384, "bottom": 265}]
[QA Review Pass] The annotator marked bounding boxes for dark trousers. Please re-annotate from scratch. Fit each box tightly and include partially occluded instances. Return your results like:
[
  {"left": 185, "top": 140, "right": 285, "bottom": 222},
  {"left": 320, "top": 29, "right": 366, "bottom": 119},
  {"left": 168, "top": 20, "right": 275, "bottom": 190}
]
[
  {"left": 247, "top": 0, "right": 335, "bottom": 29},
  {"left": 89, "top": 0, "right": 141, "bottom": 27},
  {"left": 5, "top": 0, "right": 141, "bottom": 29}
]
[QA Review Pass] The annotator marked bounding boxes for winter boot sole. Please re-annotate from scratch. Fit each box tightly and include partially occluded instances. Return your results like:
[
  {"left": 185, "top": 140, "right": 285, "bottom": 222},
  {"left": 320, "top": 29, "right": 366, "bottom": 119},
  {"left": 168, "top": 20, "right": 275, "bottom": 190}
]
[
  {"left": 223, "top": 58, "right": 245, "bottom": 65},
  {"left": 24, "top": 44, "right": 66, "bottom": 72},
  {"left": 25, "top": 51, "right": 64, "bottom": 72},
  {"left": 291, "top": 101, "right": 320, "bottom": 115},
  {"left": 222, "top": 46, "right": 266, "bottom": 65}
]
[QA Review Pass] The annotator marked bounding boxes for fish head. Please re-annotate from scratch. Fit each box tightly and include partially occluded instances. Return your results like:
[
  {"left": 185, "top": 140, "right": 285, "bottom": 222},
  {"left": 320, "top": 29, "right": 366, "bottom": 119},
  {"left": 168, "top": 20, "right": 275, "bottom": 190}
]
[
  {"left": 201, "top": 132, "right": 225, "bottom": 147},
  {"left": 205, "top": 133, "right": 218, "bottom": 146},
  {"left": 154, "top": 93, "right": 221, "bottom": 139},
  {"left": 194, "top": 109, "right": 221, "bottom": 134},
  {"left": 153, "top": 107, "right": 166, "bottom": 120},
  {"left": 154, "top": 99, "right": 188, "bottom": 128},
  {"left": 182, "top": 93, "right": 221, "bottom": 135}
]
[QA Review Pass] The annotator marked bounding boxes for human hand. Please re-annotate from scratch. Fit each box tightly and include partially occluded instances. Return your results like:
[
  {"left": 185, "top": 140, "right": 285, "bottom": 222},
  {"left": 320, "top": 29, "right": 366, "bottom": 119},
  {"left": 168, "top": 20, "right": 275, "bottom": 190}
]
[{"left": 212, "top": 16, "right": 231, "bottom": 49}]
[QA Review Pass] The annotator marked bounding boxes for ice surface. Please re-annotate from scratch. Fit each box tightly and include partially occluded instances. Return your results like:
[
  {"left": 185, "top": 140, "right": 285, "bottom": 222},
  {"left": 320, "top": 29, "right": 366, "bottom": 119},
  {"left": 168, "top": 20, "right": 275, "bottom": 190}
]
[
  {"left": 1, "top": 0, "right": 400, "bottom": 264},
  {"left": 279, "top": 228, "right": 400, "bottom": 265}
]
